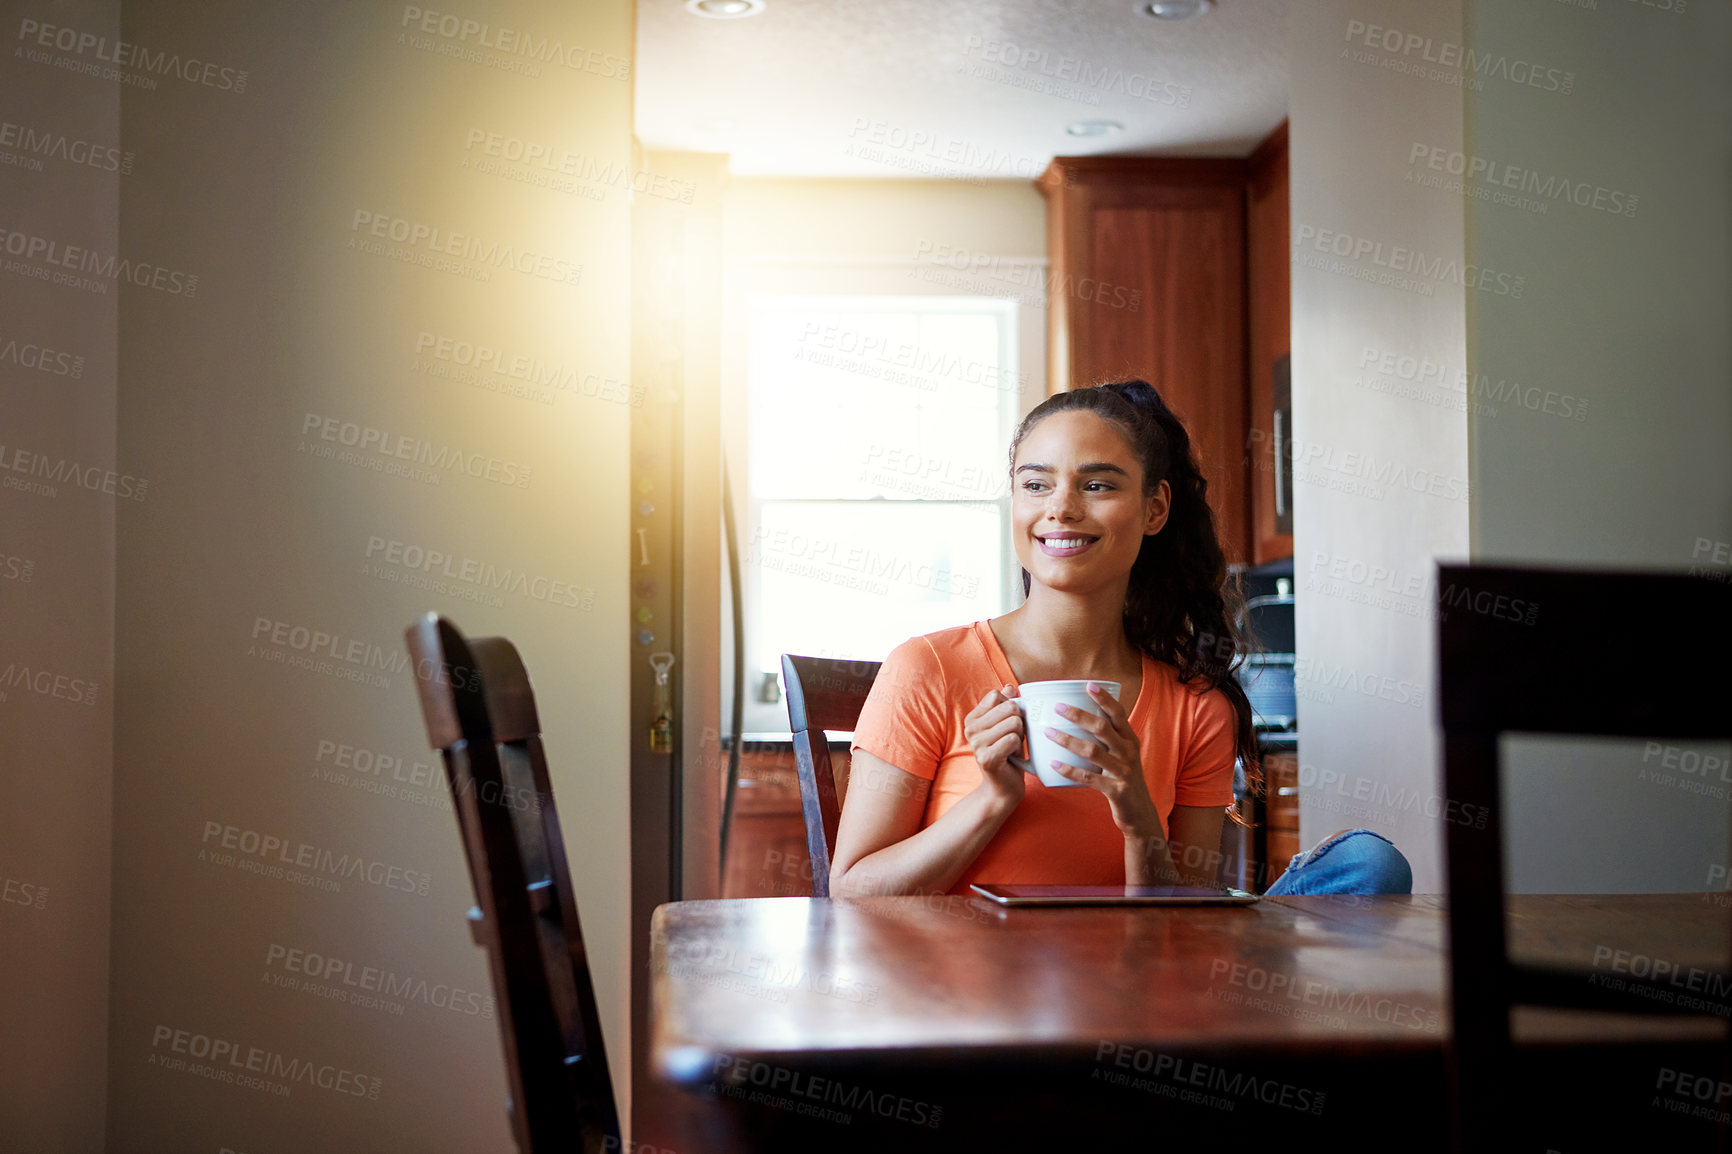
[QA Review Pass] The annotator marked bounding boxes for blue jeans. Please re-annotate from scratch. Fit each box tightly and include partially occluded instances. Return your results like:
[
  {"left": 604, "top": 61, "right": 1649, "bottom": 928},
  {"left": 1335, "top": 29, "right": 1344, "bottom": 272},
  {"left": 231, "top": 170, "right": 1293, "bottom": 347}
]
[{"left": 1263, "top": 829, "right": 1413, "bottom": 895}]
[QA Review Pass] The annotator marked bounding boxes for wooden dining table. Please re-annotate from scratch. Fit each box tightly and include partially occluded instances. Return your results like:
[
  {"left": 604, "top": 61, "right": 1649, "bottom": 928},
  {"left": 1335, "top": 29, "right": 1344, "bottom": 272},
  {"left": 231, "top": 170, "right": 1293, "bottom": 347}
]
[{"left": 644, "top": 893, "right": 1729, "bottom": 1152}]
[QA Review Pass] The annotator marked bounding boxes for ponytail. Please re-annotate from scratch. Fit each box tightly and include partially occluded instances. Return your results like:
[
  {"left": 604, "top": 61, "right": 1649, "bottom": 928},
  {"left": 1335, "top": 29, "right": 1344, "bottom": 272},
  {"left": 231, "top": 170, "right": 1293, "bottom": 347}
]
[{"left": 1009, "top": 381, "right": 1261, "bottom": 808}]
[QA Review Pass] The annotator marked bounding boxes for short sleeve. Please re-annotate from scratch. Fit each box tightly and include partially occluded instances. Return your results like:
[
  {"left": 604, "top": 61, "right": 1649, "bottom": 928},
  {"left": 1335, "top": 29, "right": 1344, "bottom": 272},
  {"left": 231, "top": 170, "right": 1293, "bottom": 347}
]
[
  {"left": 849, "top": 637, "right": 950, "bottom": 781},
  {"left": 1173, "top": 687, "right": 1239, "bottom": 808}
]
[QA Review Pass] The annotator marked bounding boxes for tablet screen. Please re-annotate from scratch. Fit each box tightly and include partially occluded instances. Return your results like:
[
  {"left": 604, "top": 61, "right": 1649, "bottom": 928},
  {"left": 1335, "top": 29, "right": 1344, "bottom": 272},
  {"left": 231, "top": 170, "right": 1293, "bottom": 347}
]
[{"left": 969, "top": 883, "right": 1259, "bottom": 906}]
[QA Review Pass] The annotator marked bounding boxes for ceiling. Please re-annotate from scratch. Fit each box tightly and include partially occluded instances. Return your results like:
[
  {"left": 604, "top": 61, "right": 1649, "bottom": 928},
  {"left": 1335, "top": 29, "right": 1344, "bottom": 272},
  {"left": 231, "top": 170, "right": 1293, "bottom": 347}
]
[{"left": 635, "top": 0, "right": 1290, "bottom": 179}]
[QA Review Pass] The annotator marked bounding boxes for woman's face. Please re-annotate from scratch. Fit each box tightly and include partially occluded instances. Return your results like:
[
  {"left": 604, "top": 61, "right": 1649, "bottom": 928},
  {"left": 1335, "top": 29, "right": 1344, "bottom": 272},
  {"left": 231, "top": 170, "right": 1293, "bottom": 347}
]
[{"left": 1010, "top": 410, "right": 1170, "bottom": 598}]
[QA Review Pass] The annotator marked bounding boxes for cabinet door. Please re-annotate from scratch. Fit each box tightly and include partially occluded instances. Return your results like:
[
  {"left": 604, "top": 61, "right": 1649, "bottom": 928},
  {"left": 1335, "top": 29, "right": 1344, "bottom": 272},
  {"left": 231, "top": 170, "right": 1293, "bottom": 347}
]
[
  {"left": 1263, "top": 749, "right": 1300, "bottom": 889},
  {"left": 1247, "top": 123, "right": 1293, "bottom": 564},
  {"left": 1043, "top": 160, "right": 1249, "bottom": 563}
]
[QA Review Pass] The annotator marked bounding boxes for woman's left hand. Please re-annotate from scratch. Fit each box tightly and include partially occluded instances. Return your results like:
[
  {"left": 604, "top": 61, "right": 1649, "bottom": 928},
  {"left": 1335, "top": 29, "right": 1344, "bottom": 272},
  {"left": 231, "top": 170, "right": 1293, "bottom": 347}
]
[{"left": 1045, "top": 683, "right": 1162, "bottom": 839}]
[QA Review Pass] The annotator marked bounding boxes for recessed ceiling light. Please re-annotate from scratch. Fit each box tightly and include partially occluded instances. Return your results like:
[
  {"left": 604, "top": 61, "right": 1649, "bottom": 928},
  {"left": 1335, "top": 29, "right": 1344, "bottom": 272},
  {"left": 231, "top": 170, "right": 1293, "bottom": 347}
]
[
  {"left": 1140, "top": 0, "right": 1213, "bottom": 18},
  {"left": 1065, "top": 120, "right": 1124, "bottom": 137},
  {"left": 686, "top": 0, "right": 764, "bottom": 18}
]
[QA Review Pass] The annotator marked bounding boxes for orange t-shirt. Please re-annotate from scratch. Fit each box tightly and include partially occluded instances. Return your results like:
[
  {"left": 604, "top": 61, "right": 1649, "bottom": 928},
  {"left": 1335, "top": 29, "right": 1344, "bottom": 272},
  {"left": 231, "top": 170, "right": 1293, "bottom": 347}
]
[{"left": 850, "top": 620, "right": 1238, "bottom": 894}]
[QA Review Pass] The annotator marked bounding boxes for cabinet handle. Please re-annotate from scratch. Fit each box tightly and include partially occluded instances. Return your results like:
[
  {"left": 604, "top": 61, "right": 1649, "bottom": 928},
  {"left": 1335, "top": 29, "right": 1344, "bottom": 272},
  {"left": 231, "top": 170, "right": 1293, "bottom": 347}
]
[{"left": 1273, "top": 409, "right": 1289, "bottom": 518}]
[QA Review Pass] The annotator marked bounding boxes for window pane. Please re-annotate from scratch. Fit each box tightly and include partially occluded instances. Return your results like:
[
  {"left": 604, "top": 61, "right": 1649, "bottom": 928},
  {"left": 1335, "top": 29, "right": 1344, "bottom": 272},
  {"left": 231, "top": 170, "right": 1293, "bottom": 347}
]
[
  {"left": 750, "top": 500, "right": 1004, "bottom": 670},
  {"left": 750, "top": 300, "right": 1012, "bottom": 502}
]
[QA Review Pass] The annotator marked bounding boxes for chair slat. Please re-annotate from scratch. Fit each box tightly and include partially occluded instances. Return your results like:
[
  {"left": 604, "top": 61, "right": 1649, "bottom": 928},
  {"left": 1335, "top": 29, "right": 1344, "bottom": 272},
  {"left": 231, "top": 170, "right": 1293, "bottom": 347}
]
[{"left": 1438, "top": 565, "right": 1730, "bottom": 737}]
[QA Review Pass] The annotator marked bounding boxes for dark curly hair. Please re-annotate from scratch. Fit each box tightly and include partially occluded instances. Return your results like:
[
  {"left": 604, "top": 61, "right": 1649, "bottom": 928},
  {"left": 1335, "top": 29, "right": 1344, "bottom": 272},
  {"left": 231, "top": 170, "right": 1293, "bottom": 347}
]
[{"left": 1008, "top": 380, "right": 1261, "bottom": 810}]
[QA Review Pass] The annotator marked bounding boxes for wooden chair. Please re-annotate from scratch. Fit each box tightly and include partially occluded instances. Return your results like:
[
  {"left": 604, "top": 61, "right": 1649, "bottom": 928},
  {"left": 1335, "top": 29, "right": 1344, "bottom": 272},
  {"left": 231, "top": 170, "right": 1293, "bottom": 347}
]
[
  {"left": 1438, "top": 565, "right": 1732, "bottom": 1152},
  {"left": 405, "top": 615, "right": 621, "bottom": 1154},
  {"left": 780, "top": 654, "right": 881, "bottom": 898}
]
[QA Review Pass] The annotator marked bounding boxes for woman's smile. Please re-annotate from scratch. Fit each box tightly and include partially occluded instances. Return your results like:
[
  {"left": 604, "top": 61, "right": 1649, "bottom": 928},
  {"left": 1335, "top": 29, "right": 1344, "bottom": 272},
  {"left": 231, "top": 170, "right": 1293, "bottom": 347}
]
[{"left": 1035, "top": 533, "right": 1099, "bottom": 557}]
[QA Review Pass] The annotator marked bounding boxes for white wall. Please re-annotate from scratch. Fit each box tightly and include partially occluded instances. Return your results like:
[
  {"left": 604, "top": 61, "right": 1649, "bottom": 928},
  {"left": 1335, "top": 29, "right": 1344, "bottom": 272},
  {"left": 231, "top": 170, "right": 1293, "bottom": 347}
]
[
  {"left": 1289, "top": 2, "right": 1472, "bottom": 893},
  {"left": 1463, "top": 0, "right": 1732, "bottom": 891}
]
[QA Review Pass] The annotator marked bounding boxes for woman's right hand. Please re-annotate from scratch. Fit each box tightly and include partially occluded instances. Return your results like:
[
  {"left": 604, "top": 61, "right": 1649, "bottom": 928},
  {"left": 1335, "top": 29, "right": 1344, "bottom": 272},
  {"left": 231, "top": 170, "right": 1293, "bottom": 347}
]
[{"left": 963, "top": 683, "right": 1028, "bottom": 808}]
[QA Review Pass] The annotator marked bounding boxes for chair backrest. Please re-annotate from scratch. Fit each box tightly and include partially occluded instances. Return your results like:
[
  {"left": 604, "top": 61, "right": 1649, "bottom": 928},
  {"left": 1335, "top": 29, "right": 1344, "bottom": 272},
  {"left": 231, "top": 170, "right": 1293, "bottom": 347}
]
[
  {"left": 1437, "top": 565, "right": 1732, "bottom": 1152},
  {"left": 405, "top": 615, "right": 620, "bottom": 1154},
  {"left": 780, "top": 654, "right": 881, "bottom": 898}
]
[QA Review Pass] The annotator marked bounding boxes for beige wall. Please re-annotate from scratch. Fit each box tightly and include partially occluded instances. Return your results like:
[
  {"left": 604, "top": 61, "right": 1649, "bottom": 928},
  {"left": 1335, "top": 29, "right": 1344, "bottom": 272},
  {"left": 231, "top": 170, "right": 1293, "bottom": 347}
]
[
  {"left": 724, "top": 177, "right": 1048, "bottom": 265},
  {"left": 1463, "top": 0, "right": 1732, "bottom": 890},
  {"left": 1291, "top": 1, "right": 1730, "bottom": 893},
  {"left": 0, "top": 1, "right": 639, "bottom": 1150},
  {"left": 1289, "top": 2, "right": 1471, "bottom": 893},
  {"left": 0, "top": 1, "right": 119, "bottom": 1148}
]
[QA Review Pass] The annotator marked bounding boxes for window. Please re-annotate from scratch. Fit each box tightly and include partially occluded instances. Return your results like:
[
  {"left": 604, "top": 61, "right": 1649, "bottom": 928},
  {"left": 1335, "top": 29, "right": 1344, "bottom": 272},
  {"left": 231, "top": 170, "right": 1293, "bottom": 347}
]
[{"left": 739, "top": 295, "right": 1023, "bottom": 731}]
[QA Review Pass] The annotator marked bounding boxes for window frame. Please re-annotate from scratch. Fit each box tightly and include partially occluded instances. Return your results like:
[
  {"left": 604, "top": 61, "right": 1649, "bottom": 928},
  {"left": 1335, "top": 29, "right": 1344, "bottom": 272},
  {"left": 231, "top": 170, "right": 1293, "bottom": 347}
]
[{"left": 721, "top": 262, "right": 1046, "bottom": 737}]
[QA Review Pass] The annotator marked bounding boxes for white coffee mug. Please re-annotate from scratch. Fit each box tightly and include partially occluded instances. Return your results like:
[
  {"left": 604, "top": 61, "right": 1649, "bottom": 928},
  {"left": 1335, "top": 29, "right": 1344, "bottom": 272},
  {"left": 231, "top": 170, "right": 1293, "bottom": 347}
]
[{"left": 1009, "top": 680, "right": 1122, "bottom": 788}]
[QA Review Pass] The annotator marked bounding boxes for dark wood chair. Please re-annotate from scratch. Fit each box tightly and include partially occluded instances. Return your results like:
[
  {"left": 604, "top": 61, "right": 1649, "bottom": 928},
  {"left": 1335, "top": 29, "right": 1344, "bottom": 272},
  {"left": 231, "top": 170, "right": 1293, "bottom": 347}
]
[
  {"left": 1437, "top": 565, "right": 1732, "bottom": 1152},
  {"left": 405, "top": 615, "right": 620, "bottom": 1154},
  {"left": 780, "top": 654, "right": 881, "bottom": 898}
]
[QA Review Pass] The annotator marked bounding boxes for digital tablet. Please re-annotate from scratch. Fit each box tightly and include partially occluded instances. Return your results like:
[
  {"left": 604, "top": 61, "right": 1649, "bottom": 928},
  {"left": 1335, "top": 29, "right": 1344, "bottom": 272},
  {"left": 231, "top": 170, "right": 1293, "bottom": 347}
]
[{"left": 968, "top": 883, "right": 1260, "bottom": 907}]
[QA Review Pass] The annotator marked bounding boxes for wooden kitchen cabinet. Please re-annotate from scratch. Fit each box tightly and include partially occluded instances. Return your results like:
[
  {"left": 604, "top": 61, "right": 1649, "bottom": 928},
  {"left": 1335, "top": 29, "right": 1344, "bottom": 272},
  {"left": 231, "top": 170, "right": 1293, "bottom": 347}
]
[
  {"left": 720, "top": 741, "right": 851, "bottom": 899},
  {"left": 1263, "top": 748, "right": 1300, "bottom": 889},
  {"left": 1038, "top": 156, "right": 1250, "bottom": 563},
  {"left": 1246, "top": 122, "right": 1293, "bottom": 565},
  {"left": 1038, "top": 129, "right": 1294, "bottom": 568}
]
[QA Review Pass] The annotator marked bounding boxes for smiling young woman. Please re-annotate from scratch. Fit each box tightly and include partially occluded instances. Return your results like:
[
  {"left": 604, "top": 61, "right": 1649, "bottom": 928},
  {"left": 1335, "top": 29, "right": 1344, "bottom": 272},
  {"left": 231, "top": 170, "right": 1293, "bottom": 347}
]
[{"left": 827, "top": 380, "right": 1412, "bottom": 898}]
